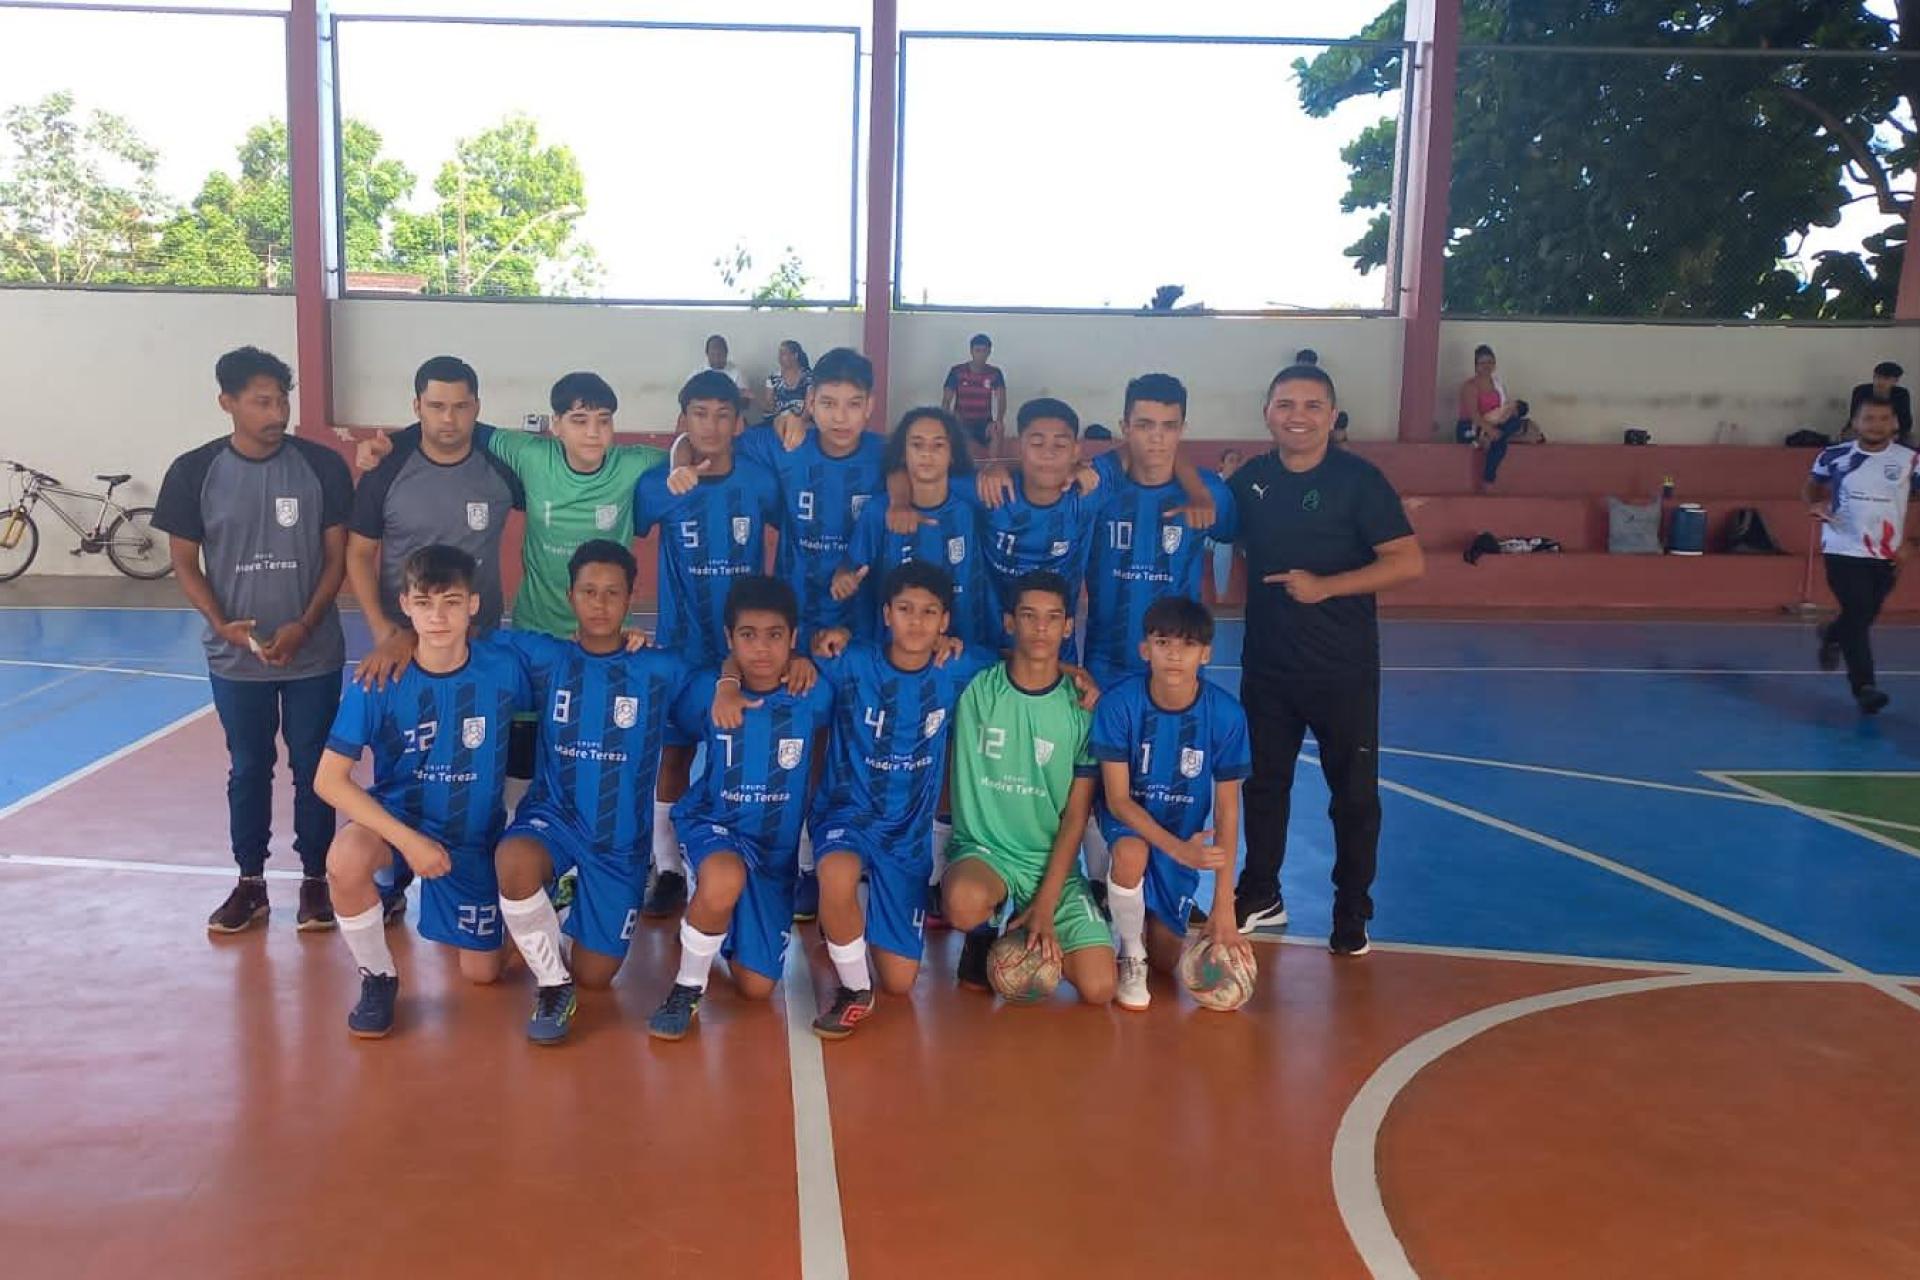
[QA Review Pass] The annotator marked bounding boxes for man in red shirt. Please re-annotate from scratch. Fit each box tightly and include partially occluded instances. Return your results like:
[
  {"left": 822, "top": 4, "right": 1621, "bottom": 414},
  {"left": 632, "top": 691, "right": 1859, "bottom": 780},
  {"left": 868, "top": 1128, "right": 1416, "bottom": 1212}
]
[{"left": 943, "top": 333, "right": 1007, "bottom": 453}]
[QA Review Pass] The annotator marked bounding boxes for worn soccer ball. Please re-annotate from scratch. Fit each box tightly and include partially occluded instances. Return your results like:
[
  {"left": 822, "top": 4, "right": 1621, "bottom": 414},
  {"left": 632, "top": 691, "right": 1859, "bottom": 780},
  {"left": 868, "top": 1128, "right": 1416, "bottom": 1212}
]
[
  {"left": 986, "top": 929, "right": 1062, "bottom": 1003},
  {"left": 1178, "top": 936, "right": 1257, "bottom": 1012}
]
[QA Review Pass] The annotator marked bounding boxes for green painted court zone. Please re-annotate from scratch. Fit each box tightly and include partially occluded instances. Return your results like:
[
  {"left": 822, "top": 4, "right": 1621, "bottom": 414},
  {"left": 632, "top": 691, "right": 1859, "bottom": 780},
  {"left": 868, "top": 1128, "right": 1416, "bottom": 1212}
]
[{"left": 1723, "top": 773, "right": 1920, "bottom": 854}]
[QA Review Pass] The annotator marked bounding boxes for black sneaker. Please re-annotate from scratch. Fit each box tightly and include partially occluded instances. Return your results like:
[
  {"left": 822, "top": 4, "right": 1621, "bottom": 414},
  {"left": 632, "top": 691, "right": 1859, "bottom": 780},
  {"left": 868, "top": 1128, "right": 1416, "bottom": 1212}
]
[
  {"left": 207, "top": 877, "right": 270, "bottom": 935},
  {"left": 957, "top": 925, "right": 996, "bottom": 991},
  {"left": 296, "top": 876, "right": 335, "bottom": 932},
  {"left": 641, "top": 869, "right": 688, "bottom": 919},
  {"left": 1329, "top": 916, "right": 1372, "bottom": 957},
  {"left": 1817, "top": 627, "right": 1842, "bottom": 672},
  {"left": 1856, "top": 685, "right": 1891, "bottom": 715},
  {"left": 348, "top": 970, "right": 399, "bottom": 1038},
  {"left": 811, "top": 986, "right": 877, "bottom": 1040},
  {"left": 1234, "top": 889, "right": 1288, "bottom": 934}
]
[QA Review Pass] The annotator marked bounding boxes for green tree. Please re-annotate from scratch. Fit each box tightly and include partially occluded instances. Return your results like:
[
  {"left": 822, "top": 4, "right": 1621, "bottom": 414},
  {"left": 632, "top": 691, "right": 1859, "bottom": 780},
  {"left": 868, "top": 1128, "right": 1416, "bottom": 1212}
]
[
  {"left": 0, "top": 91, "right": 170, "bottom": 284},
  {"left": 1298, "top": 1, "right": 1916, "bottom": 319},
  {"left": 714, "top": 239, "right": 812, "bottom": 304},
  {"left": 391, "top": 114, "right": 598, "bottom": 296}
]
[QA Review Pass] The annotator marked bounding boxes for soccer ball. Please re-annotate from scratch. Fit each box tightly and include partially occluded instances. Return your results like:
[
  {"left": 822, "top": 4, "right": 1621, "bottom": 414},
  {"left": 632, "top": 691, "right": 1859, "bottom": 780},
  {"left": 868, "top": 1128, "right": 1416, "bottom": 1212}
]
[
  {"left": 986, "top": 930, "right": 1062, "bottom": 1003},
  {"left": 1177, "top": 937, "right": 1257, "bottom": 1012}
]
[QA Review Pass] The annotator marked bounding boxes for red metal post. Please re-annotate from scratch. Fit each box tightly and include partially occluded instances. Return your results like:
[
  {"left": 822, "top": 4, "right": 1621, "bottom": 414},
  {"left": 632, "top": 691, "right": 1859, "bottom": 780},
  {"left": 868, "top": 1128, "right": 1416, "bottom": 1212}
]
[
  {"left": 1394, "top": 0, "right": 1462, "bottom": 442},
  {"left": 1897, "top": 191, "right": 1920, "bottom": 320},
  {"left": 862, "top": 0, "right": 899, "bottom": 427},
  {"left": 287, "top": 0, "right": 333, "bottom": 434}
]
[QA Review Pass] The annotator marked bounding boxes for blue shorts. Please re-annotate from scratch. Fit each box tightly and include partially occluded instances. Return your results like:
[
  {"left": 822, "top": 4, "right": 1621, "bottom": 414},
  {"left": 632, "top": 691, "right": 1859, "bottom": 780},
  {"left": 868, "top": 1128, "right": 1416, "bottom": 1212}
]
[
  {"left": 813, "top": 817, "right": 931, "bottom": 962},
  {"left": 677, "top": 819, "right": 794, "bottom": 982},
  {"left": 416, "top": 843, "right": 504, "bottom": 952},
  {"left": 502, "top": 805, "right": 648, "bottom": 960},
  {"left": 1095, "top": 813, "right": 1199, "bottom": 934}
]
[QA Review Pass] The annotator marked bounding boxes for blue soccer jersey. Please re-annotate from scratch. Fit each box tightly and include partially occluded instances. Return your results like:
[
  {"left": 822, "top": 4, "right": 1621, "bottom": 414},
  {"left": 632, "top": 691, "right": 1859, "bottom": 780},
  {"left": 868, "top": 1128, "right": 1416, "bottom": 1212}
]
[
  {"left": 738, "top": 424, "right": 886, "bottom": 642},
  {"left": 1089, "top": 674, "right": 1252, "bottom": 841},
  {"left": 633, "top": 460, "right": 781, "bottom": 666},
  {"left": 842, "top": 488, "right": 999, "bottom": 648},
  {"left": 499, "top": 631, "right": 692, "bottom": 855},
  {"left": 669, "top": 670, "right": 837, "bottom": 871},
  {"left": 1083, "top": 467, "right": 1236, "bottom": 686},
  {"left": 981, "top": 473, "right": 1099, "bottom": 656},
  {"left": 810, "top": 642, "right": 997, "bottom": 857},
  {"left": 325, "top": 635, "right": 535, "bottom": 851}
]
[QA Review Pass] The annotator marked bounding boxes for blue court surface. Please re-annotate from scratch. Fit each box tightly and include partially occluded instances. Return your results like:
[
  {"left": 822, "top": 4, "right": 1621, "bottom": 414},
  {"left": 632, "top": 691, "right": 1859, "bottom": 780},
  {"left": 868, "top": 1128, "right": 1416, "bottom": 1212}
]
[{"left": 4, "top": 606, "right": 1917, "bottom": 978}]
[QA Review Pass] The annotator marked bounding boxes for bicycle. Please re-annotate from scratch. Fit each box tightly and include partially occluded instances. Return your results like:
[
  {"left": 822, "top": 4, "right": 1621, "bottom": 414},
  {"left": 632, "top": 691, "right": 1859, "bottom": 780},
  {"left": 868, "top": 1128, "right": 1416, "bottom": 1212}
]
[{"left": 0, "top": 460, "right": 172, "bottom": 582}]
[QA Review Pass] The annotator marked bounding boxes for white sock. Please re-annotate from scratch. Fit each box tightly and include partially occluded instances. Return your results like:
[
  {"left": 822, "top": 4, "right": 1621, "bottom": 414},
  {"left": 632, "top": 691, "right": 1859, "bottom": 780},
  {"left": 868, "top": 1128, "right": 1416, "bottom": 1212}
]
[
  {"left": 1108, "top": 878, "right": 1147, "bottom": 960},
  {"left": 826, "top": 936, "right": 872, "bottom": 992},
  {"left": 339, "top": 902, "right": 397, "bottom": 976},
  {"left": 675, "top": 919, "right": 726, "bottom": 990},
  {"left": 1082, "top": 823, "right": 1112, "bottom": 881},
  {"left": 500, "top": 891, "right": 570, "bottom": 987},
  {"left": 653, "top": 801, "right": 684, "bottom": 875},
  {"left": 930, "top": 820, "right": 952, "bottom": 885},
  {"left": 798, "top": 825, "right": 815, "bottom": 874}
]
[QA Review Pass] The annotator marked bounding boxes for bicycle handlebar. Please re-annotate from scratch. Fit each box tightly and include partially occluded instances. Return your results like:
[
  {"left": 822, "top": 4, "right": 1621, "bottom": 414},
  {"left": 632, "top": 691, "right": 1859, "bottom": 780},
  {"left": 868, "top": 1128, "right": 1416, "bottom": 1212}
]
[{"left": 4, "top": 461, "right": 59, "bottom": 486}]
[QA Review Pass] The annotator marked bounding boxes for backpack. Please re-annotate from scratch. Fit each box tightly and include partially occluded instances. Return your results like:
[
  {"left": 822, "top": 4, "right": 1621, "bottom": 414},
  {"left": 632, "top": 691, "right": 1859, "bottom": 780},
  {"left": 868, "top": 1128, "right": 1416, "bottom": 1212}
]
[{"left": 1725, "top": 507, "right": 1784, "bottom": 555}]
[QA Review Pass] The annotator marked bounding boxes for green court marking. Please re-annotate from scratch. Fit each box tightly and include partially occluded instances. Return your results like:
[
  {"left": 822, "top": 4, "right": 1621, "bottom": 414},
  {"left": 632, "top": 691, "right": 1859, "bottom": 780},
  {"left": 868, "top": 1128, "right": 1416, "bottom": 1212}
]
[{"left": 1726, "top": 773, "right": 1920, "bottom": 854}]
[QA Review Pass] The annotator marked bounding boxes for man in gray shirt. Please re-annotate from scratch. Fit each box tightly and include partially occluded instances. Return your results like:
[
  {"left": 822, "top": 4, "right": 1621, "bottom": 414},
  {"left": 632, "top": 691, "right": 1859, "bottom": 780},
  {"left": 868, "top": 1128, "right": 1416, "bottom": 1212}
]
[{"left": 154, "top": 346, "right": 354, "bottom": 936}]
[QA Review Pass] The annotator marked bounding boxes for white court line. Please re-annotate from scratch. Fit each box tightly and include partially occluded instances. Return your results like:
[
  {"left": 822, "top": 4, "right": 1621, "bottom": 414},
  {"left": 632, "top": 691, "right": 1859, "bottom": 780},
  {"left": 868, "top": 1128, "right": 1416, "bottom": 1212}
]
[
  {"left": 781, "top": 940, "right": 851, "bottom": 1280},
  {"left": 0, "top": 703, "right": 213, "bottom": 825},
  {"left": 0, "top": 657, "right": 206, "bottom": 682},
  {"left": 0, "top": 853, "right": 301, "bottom": 880},
  {"left": 0, "top": 665, "right": 93, "bottom": 712},
  {"left": 1378, "top": 665, "right": 1920, "bottom": 676},
  {"left": 1703, "top": 771, "right": 1920, "bottom": 864},
  {"left": 1254, "top": 930, "right": 1822, "bottom": 977}
]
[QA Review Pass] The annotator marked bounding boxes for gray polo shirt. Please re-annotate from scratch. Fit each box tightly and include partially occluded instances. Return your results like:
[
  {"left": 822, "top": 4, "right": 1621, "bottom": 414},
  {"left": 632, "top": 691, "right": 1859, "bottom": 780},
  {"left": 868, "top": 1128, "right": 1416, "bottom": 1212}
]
[
  {"left": 154, "top": 435, "right": 352, "bottom": 681},
  {"left": 348, "top": 429, "right": 522, "bottom": 633}
]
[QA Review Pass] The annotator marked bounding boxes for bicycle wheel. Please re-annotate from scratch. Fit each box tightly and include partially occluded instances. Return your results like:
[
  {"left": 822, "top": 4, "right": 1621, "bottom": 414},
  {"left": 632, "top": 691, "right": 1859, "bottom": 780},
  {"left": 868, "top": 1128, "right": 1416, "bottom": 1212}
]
[
  {"left": 105, "top": 507, "right": 171, "bottom": 579},
  {"left": 0, "top": 507, "right": 39, "bottom": 582}
]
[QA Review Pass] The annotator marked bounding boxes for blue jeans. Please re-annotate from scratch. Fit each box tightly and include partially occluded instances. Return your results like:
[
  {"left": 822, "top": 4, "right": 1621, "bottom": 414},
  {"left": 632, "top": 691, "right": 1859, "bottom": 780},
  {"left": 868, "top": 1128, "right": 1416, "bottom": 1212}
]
[{"left": 207, "top": 670, "right": 343, "bottom": 877}]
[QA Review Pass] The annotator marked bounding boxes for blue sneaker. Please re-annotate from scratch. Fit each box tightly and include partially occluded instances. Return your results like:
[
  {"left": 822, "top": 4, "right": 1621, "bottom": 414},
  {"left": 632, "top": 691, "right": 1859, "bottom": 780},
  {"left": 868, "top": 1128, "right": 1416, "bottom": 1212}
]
[
  {"left": 348, "top": 970, "right": 399, "bottom": 1038},
  {"left": 793, "top": 871, "right": 820, "bottom": 923},
  {"left": 527, "top": 982, "right": 577, "bottom": 1045},
  {"left": 647, "top": 982, "right": 703, "bottom": 1041}
]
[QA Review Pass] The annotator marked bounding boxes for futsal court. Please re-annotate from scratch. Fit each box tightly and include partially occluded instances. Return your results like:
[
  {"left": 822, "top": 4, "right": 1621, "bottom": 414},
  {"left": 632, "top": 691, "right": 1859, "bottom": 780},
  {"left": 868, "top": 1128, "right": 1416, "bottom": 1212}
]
[{"left": 4, "top": 601, "right": 1917, "bottom": 1279}]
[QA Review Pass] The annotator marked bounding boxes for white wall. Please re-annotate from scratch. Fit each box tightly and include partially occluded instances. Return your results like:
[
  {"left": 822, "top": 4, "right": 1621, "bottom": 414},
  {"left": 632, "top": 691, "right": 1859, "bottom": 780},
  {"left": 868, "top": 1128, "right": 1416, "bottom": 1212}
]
[
  {"left": 1435, "top": 320, "right": 1920, "bottom": 446},
  {"left": 0, "top": 290, "right": 296, "bottom": 575}
]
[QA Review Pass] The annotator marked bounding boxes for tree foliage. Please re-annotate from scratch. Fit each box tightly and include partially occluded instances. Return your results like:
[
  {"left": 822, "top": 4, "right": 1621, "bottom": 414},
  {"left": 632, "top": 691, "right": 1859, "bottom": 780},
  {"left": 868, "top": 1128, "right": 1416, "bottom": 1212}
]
[
  {"left": 0, "top": 91, "right": 169, "bottom": 284},
  {"left": 1297, "top": 0, "right": 1918, "bottom": 319}
]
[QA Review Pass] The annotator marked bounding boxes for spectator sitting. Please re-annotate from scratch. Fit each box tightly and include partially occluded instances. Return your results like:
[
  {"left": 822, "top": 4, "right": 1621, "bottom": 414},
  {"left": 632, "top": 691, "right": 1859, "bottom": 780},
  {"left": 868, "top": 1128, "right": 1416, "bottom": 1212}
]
[
  {"left": 1456, "top": 344, "right": 1543, "bottom": 485},
  {"left": 1847, "top": 361, "right": 1913, "bottom": 444},
  {"left": 757, "top": 339, "right": 812, "bottom": 427},
  {"left": 689, "top": 334, "right": 751, "bottom": 400}
]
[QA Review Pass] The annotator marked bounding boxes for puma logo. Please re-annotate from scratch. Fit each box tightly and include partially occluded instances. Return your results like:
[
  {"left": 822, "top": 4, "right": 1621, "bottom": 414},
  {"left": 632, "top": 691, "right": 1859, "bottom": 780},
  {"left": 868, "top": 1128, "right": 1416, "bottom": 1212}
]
[{"left": 1250, "top": 483, "right": 1268, "bottom": 499}]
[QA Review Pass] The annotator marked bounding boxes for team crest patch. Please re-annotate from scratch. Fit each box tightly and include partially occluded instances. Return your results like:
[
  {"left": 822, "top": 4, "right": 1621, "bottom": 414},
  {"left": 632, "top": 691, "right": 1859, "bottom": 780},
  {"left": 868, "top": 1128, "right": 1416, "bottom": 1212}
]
[
  {"left": 466, "top": 502, "right": 490, "bottom": 531},
  {"left": 731, "top": 516, "right": 751, "bottom": 546},
  {"left": 594, "top": 504, "right": 618, "bottom": 531},
  {"left": 777, "top": 737, "right": 805, "bottom": 770},
  {"left": 274, "top": 497, "right": 299, "bottom": 527},
  {"left": 1049, "top": 540, "right": 1071, "bottom": 558},
  {"left": 612, "top": 696, "right": 638, "bottom": 729},
  {"left": 947, "top": 536, "right": 967, "bottom": 564},
  {"left": 1179, "top": 746, "right": 1206, "bottom": 779},
  {"left": 923, "top": 708, "right": 946, "bottom": 739},
  {"left": 1034, "top": 737, "right": 1056, "bottom": 765},
  {"left": 851, "top": 495, "right": 870, "bottom": 519},
  {"left": 1886, "top": 463, "right": 1904, "bottom": 481},
  {"left": 461, "top": 716, "right": 487, "bottom": 749},
  {"left": 1162, "top": 524, "right": 1183, "bottom": 554}
]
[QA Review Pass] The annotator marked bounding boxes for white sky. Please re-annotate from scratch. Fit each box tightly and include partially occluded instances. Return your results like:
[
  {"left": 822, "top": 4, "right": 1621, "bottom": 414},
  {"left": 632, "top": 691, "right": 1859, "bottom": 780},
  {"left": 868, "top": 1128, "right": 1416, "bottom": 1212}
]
[{"left": 0, "top": 0, "right": 1907, "bottom": 312}]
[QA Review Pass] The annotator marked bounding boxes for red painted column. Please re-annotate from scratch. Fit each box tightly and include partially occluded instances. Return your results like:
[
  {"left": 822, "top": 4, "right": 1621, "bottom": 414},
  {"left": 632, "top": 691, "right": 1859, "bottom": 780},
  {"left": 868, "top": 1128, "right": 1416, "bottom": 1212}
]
[
  {"left": 1394, "top": 0, "right": 1462, "bottom": 441},
  {"left": 862, "top": 0, "right": 899, "bottom": 426},
  {"left": 287, "top": 0, "right": 333, "bottom": 434},
  {"left": 1897, "top": 192, "right": 1920, "bottom": 320}
]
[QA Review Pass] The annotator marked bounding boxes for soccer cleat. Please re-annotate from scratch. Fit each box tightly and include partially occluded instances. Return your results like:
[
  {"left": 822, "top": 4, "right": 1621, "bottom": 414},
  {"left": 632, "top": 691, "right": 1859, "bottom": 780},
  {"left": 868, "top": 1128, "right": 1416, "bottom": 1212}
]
[
  {"left": 1116, "top": 956, "right": 1151, "bottom": 1011},
  {"left": 792, "top": 872, "right": 820, "bottom": 923},
  {"left": 811, "top": 986, "right": 877, "bottom": 1040},
  {"left": 640, "top": 869, "right": 688, "bottom": 919},
  {"left": 1817, "top": 627, "right": 1842, "bottom": 672},
  {"left": 1856, "top": 685, "right": 1891, "bottom": 715},
  {"left": 1234, "top": 890, "right": 1288, "bottom": 934},
  {"left": 348, "top": 970, "right": 400, "bottom": 1038},
  {"left": 957, "top": 925, "right": 996, "bottom": 991},
  {"left": 1329, "top": 916, "right": 1372, "bottom": 957},
  {"left": 295, "top": 876, "right": 336, "bottom": 932},
  {"left": 527, "top": 982, "right": 578, "bottom": 1046},
  {"left": 207, "top": 878, "right": 270, "bottom": 935},
  {"left": 647, "top": 983, "right": 704, "bottom": 1041}
]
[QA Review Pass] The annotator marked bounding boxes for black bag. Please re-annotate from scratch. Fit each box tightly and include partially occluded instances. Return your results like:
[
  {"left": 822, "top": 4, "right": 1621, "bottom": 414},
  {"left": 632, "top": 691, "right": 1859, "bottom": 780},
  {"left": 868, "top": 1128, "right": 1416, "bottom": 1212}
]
[
  {"left": 1784, "top": 429, "right": 1831, "bottom": 448},
  {"left": 1623, "top": 428, "right": 1652, "bottom": 446},
  {"left": 1725, "top": 507, "right": 1784, "bottom": 555}
]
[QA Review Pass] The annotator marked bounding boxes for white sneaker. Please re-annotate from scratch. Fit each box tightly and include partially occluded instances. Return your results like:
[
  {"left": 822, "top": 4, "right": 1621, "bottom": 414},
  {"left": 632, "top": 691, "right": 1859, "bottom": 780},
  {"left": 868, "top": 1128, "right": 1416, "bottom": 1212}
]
[{"left": 1116, "top": 956, "right": 1151, "bottom": 1011}]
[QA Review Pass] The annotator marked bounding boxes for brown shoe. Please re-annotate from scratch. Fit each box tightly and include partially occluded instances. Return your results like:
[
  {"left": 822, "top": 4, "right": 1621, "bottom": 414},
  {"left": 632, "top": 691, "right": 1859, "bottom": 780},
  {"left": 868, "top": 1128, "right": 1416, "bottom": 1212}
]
[
  {"left": 208, "top": 878, "right": 270, "bottom": 934},
  {"left": 296, "top": 876, "right": 336, "bottom": 932}
]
